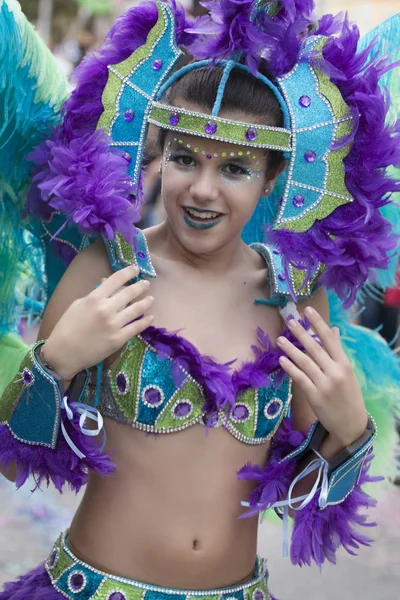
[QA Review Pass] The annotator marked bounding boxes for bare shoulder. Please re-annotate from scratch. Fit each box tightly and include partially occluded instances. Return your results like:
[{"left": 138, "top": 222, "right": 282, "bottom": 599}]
[{"left": 38, "top": 237, "right": 112, "bottom": 339}]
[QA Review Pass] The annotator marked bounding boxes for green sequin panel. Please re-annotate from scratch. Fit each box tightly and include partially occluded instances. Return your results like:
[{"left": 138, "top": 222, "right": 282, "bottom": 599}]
[
  {"left": 291, "top": 267, "right": 307, "bottom": 295},
  {"left": 229, "top": 389, "right": 257, "bottom": 439},
  {"left": 150, "top": 106, "right": 291, "bottom": 150},
  {"left": 49, "top": 542, "right": 74, "bottom": 581},
  {"left": 108, "top": 337, "right": 146, "bottom": 421},
  {"left": 155, "top": 379, "right": 203, "bottom": 430},
  {"left": 0, "top": 352, "right": 32, "bottom": 422},
  {"left": 115, "top": 232, "right": 138, "bottom": 267},
  {"left": 94, "top": 579, "right": 144, "bottom": 600},
  {"left": 97, "top": 3, "right": 165, "bottom": 132}
]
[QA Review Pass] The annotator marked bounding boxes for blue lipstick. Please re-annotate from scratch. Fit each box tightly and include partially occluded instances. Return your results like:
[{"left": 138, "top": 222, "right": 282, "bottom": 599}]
[{"left": 182, "top": 207, "right": 223, "bottom": 230}]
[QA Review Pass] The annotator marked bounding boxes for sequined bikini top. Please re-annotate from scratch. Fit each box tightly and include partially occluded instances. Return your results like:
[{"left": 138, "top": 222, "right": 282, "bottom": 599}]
[{"left": 83, "top": 229, "right": 315, "bottom": 445}]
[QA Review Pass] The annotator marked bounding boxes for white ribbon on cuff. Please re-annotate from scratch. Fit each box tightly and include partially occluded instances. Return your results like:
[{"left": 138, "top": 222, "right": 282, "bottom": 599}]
[{"left": 61, "top": 395, "right": 106, "bottom": 460}]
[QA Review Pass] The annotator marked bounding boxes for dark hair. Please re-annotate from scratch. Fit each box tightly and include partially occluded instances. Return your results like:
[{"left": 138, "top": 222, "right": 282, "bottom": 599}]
[{"left": 158, "top": 65, "right": 285, "bottom": 175}]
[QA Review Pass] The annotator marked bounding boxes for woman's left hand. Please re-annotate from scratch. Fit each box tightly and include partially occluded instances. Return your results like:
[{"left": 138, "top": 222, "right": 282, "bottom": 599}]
[{"left": 277, "top": 306, "right": 368, "bottom": 448}]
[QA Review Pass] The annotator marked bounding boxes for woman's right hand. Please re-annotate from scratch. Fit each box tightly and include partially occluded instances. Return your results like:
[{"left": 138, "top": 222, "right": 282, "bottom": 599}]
[{"left": 41, "top": 265, "right": 154, "bottom": 379}]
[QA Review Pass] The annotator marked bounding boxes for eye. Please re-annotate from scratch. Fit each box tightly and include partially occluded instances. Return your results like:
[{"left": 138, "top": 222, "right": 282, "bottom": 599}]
[
  {"left": 170, "top": 152, "right": 195, "bottom": 167},
  {"left": 223, "top": 163, "right": 249, "bottom": 176}
]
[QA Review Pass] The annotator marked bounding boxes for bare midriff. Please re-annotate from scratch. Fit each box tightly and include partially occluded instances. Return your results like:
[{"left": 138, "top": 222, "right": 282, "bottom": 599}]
[{"left": 68, "top": 419, "right": 270, "bottom": 589}]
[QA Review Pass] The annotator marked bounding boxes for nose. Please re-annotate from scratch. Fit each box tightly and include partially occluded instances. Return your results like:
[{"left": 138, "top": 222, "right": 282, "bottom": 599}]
[{"left": 189, "top": 167, "right": 219, "bottom": 204}]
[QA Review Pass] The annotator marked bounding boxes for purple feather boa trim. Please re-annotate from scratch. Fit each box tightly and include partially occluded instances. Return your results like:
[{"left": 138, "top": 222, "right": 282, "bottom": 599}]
[
  {"left": 141, "top": 322, "right": 305, "bottom": 418},
  {"left": 0, "top": 564, "right": 63, "bottom": 599},
  {"left": 0, "top": 408, "right": 115, "bottom": 494},
  {"left": 238, "top": 417, "right": 380, "bottom": 567}
]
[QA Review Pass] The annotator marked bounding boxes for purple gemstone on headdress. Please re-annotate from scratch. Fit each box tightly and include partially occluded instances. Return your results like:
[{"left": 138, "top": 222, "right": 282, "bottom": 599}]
[
  {"left": 124, "top": 109, "right": 135, "bottom": 122},
  {"left": 123, "top": 152, "right": 132, "bottom": 163},
  {"left": 174, "top": 401, "right": 192, "bottom": 417},
  {"left": 205, "top": 121, "right": 218, "bottom": 135},
  {"left": 206, "top": 154, "right": 212, "bottom": 160},
  {"left": 299, "top": 95, "right": 311, "bottom": 108},
  {"left": 109, "top": 592, "right": 126, "bottom": 600},
  {"left": 278, "top": 273, "right": 286, "bottom": 281},
  {"left": 234, "top": 404, "right": 249, "bottom": 421},
  {"left": 70, "top": 573, "right": 84, "bottom": 591},
  {"left": 272, "top": 248, "right": 280, "bottom": 255},
  {"left": 137, "top": 251, "right": 146, "bottom": 259},
  {"left": 245, "top": 127, "right": 258, "bottom": 141},
  {"left": 116, "top": 373, "right": 127, "bottom": 393},
  {"left": 23, "top": 368, "right": 34, "bottom": 386},
  {"left": 169, "top": 111, "right": 179, "bottom": 126},
  {"left": 266, "top": 400, "right": 281, "bottom": 418},
  {"left": 144, "top": 387, "right": 162, "bottom": 406},
  {"left": 292, "top": 194, "right": 305, "bottom": 208},
  {"left": 152, "top": 59, "right": 163, "bottom": 71},
  {"left": 304, "top": 150, "right": 317, "bottom": 163}
]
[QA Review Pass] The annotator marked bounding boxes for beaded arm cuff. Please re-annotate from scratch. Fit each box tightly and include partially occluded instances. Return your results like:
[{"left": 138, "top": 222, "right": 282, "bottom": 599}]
[{"left": 0, "top": 341, "right": 88, "bottom": 449}]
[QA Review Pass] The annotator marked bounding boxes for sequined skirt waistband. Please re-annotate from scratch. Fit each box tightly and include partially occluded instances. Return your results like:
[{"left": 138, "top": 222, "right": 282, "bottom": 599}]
[{"left": 45, "top": 532, "right": 271, "bottom": 600}]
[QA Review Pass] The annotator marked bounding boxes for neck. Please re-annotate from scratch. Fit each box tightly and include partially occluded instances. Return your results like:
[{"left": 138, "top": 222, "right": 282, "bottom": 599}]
[{"left": 156, "top": 221, "right": 249, "bottom": 276}]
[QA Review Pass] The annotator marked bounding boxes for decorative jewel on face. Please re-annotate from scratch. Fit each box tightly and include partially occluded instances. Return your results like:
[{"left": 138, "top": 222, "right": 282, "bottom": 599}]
[
  {"left": 304, "top": 149, "right": 317, "bottom": 163},
  {"left": 299, "top": 95, "right": 311, "bottom": 108},
  {"left": 204, "top": 120, "right": 218, "bottom": 135},
  {"left": 292, "top": 194, "right": 305, "bottom": 208},
  {"left": 68, "top": 571, "right": 86, "bottom": 593},
  {"left": 22, "top": 367, "right": 35, "bottom": 386},
  {"left": 124, "top": 109, "right": 135, "bottom": 122},
  {"left": 152, "top": 58, "right": 163, "bottom": 71},
  {"left": 142, "top": 385, "right": 164, "bottom": 408},
  {"left": 264, "top": 398, "right": 283, "bottom": 420}
]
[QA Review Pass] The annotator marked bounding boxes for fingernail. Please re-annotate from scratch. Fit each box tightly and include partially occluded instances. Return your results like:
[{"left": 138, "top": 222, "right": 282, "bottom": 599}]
[
  {"left": 148, "top": 315, "right": 155, "bottom": 321},
  {"left": 304, "top": 307, "right": 314, "bottom": 316},
  {"left": 148, "top": 296, "right": 154, "bottom": 302},
  {"left": 277, "top": 336, "right": 286, "bottom": 346},
  {"left": 288, "top": 319, "right": 297, "bottom": 328},
  {"left": 143, "top": 280, "right": 150, "bottom": 287},
  {"left": 279, "top": 356, "right": 288, "bottom": 364}
]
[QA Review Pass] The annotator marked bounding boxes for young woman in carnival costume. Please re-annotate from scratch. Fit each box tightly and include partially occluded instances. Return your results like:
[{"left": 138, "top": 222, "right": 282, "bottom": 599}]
[{"left": 0, "top": 0, "right": 400, "bottom": 598}]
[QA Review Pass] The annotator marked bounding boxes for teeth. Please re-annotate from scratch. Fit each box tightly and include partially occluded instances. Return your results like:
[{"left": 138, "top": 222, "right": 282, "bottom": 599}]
[{"left": 186, "top": 208, "right": 221, "bottom": 220}]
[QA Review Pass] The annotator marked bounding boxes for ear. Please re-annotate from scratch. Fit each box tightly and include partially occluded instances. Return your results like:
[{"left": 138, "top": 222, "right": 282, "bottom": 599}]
[{"left": 263, "top": 159, "right": 287, "bottom": 195}]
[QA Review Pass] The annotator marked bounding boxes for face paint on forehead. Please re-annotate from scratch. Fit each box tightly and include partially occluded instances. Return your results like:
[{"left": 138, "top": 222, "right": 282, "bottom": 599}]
[{"left": 163, "top": 138, "right": 265, "bottom": 181}]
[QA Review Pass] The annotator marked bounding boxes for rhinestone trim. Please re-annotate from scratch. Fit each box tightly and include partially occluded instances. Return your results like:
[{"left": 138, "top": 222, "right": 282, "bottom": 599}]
[
  {"left": 67, "top": 570, "right": 87, "bottom": 594},
  {"left": 142, "top": 384, "right": 165, "bottom": 408}
]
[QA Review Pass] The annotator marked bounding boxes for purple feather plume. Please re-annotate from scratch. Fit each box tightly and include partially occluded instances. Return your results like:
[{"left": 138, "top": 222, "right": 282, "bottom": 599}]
[
  {"left": 0, "top": 408, "right": 115, "bottom": 494},
  {"left": 0, "top": 564, "right": 64, "bottom": 599}
]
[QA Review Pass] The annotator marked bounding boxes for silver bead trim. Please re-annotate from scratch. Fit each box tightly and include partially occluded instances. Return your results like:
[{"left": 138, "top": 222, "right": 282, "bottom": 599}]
[
  {"left": 115, "top": 371, "right": 130, "bottom": 396},
  {"left": 231, "top": 402, "right": 252, "bottom": 424},
  {"left": 264, "top": 397, "right": 283, "bottom": 420}
]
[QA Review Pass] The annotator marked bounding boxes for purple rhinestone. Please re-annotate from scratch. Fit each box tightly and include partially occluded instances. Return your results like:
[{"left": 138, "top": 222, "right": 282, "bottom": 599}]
[
  {"left": 122, "top": 152, "right": 132, "bottom": 164},
  {"left": 266, "top": 400, "right": 281, "bottom": 418},
  {"left": 278, "top": 273, "right": 286, "bottom": 281},
  {"left": 152, "top": 59, "right": 163, "bottom": 71},
  {"left": 304, "top": 149, "right": 317, "bottom": 163},
  {"left": 137, "top": 251, "right": 146, "bottom": 259},
  {"left": 116, "top": 373, "right": 127, "bottom": 393},
  {"left": 299, "top": 95, "right": 311, "bottom": 108},
  {"left": 23, "top": 368, "right": 34, "bottom": 386},
  {"left": 272, "top": 248, "right": 281, "bottom": 255},
  {"left": 124, "top": 109, "right": 135, "bottom": 122},
  {"left": 70, "top": 573, "right": 84, "bottom": 591},
  {"left": 245, "top": 127, "right": 258, "bottom": 141},
  {"left": 169, "top": 111, "right": 179, "bottom": 126},
  {"left": 206, "top": 154, "right": 212, "bottom": 160},
  {"left": 109, "top": 593, "right": 126, "bottom": 600},
  {"left": 234, "top": 404, "right": 249, "bottom": 421},
  {"left": 204, "top": 121, "right": 218, "bottom": 135},
  {"left": 253, "top": 590, "right": 265, "bottom": 600},
  {"left": 292, "top": 194, "right": 305, "bottom": 208},
  {"left": 144, "top": 387, "right": 162, "bottom": 406},
  {"left": 174, "top": 401, "right": 192, "bottom": 418}
]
